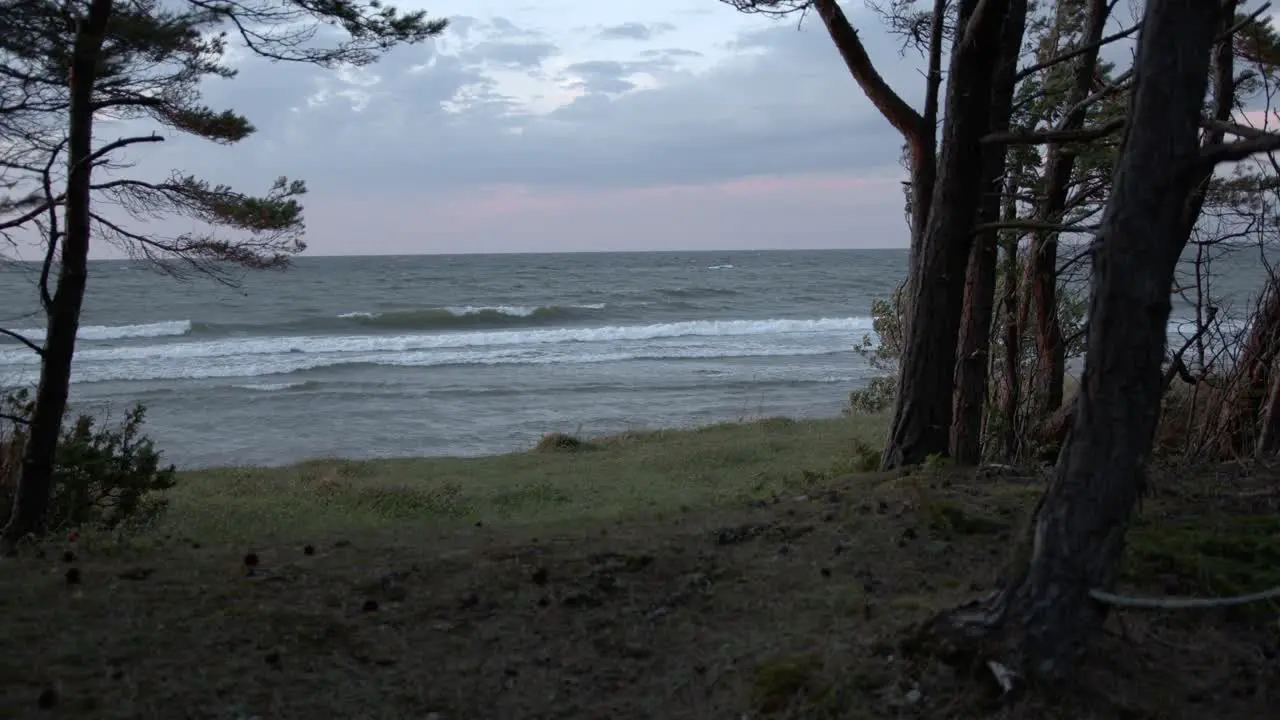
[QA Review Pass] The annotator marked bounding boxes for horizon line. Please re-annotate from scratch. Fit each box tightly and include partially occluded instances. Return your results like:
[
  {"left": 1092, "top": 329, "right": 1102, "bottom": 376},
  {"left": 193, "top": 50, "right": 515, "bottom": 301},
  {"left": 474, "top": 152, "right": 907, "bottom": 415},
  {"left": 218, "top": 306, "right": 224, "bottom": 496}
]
[{"left": 50, "top": 246, "right": 911, "bottom": 262}]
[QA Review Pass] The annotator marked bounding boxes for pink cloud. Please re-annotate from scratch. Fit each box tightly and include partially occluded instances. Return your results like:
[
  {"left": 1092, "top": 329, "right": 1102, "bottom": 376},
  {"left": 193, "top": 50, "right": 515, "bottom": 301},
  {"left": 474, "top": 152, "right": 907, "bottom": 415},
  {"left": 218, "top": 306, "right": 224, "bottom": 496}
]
[
  {"left": 69, "top": 170, "right": 910, "bottom": 259},
  {"left": 293, "top": 170, "right": 909, "bottom": 256}
]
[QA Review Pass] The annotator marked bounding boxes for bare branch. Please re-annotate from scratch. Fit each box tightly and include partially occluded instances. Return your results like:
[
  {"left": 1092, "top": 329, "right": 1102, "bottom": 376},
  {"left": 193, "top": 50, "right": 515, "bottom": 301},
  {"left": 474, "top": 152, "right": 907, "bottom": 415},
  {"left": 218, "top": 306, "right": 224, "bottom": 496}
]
[
  {"left": 975, "top": 220, "right": 1099, "bottom": 234},
  {"left": 985, "top": 118, "right": 1125, "bottom": 146},
  {"left": 0, "top": 327, "right": 44, "bottom": 356},
  {"left": 85, "top": 134, "right": 164, "bottom": 167},
  {"left": 1015, "top": 23, "right": 1139, "bottom": 81},
  {"left": 1200, "top": 131, "right": 1280, "bottom": 165}
]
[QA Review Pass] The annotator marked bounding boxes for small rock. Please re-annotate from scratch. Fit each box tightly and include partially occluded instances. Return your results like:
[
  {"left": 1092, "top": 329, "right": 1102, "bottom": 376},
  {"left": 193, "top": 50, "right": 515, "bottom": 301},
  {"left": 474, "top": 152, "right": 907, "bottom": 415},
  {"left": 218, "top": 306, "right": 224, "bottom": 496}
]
[
  {"left": 531, "top": 567, "right": 549, "bottom": 586},
  {"left": 820, "top": 567, "right": 831, "bottom": 578},
  {"left": 361, "top": 599, "right": 380, "bottom": 613},
  {"left": 264, "top": 651, "right": 281, "bottom": 667},
  {"left": 905, "top": 688, "right": 923, "bottom": 705},
  {"left": 303, "top": 544, "right": 315, "bottom": 556},
  {"left": 64, "top": 568, "right": 81, "bottom": 586},
  {"left": 243, "top": 552, "right": 259, "bottom": 568}
]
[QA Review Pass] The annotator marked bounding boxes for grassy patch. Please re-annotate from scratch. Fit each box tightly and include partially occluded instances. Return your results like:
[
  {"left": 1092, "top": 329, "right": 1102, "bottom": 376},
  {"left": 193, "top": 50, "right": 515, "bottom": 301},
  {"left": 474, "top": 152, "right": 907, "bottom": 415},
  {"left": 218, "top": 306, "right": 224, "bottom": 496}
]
[
  {"left": 164, "top": 414, "right": 889, "bottom": 544},
  {"left": 0, "top": 417, "right": 1276, "bottom": 719}
]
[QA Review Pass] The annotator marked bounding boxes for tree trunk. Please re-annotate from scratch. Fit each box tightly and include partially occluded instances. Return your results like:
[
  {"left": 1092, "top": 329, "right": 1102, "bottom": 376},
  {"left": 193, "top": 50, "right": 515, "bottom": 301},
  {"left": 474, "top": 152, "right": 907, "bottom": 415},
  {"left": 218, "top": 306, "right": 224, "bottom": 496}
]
[
  {"left": 3, "top": 0, "right": 112, "bottom": 543},
  {"left": 1255, "top": 358, "right": 1280, "bottom": 458},
  {"left": 950, "top": 0, "right": 1028, "bottom": 466},
  {"left": 998, "top": 182, "right": 1022, "bottom": 461},
  {"left": 1026, "top": 0, "right": 1114, "bottom": 418},
  {"left": 940, "top": 0, "right": 1222, "bottom": 683},
  {"left": 881, "top": 0, "right": 1010, "bottom": 469},
  {"left": 1217, "top": 277, "right": 1280, "bottom": 455}
]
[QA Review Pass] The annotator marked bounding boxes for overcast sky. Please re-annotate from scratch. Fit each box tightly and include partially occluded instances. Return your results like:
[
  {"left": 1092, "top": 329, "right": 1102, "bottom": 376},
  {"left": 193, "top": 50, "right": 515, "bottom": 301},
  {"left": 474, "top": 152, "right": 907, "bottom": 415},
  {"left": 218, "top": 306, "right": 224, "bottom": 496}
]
[{"left": 57, "top": 0, "right": 929, "bottom": 258}]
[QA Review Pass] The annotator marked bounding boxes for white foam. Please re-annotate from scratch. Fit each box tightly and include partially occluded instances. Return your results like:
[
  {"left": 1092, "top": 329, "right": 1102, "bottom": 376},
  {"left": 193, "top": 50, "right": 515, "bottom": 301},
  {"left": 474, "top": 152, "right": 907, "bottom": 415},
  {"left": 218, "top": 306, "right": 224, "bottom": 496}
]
[
  {"left": 233, "top": 381, "right": 307, "bottom": 392},
  {"left": 444, "top": 305, "right": 539, "bottom": 317},
  {"left": 707, "top": 264, "right": 734, "bottom": 270},
  {"left": 4, "top": 319, "right": 191, "bottom": 342},
  {"left": 0, "top": 316, "right": 873, "bottom": 384},
  {"left": 0, "top": 317, "right": 871, "bottom": 367}
]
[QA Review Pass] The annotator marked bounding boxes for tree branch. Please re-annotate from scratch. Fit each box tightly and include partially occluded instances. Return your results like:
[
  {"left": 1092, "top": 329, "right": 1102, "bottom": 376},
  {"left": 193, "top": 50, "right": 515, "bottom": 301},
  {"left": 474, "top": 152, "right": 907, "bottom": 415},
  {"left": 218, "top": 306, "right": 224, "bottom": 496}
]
[
  {"left": 1015, "top": 22, "right": 1139, "bottom": 81},
  {"left": 0, "top": 412, "right": 30, "bottom": 426},
  {"left": 1200, "top": 131, "right": 1280, "bottom": 165},
  {"left": 975, "top": 219, "right": 1099, "bottom": 234},
  {"left": 85, "top": 134, "right": 164, "bottom": 168},
  {"left": 811, "top": 0, "right": 925, "bottom": 143},
  {"left": 0, "top": 328, "right": 43, "bottom": 356},
  {"left": 985, "top": 118, "right": 1126, "bottom": 146}
]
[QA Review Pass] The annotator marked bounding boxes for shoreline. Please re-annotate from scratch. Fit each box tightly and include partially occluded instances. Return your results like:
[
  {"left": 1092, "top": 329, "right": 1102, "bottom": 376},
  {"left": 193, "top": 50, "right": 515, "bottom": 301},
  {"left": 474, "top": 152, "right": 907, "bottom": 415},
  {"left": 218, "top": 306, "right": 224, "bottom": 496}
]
[{"left": 176, "top": 410, "right": 862, "bottom": 473}]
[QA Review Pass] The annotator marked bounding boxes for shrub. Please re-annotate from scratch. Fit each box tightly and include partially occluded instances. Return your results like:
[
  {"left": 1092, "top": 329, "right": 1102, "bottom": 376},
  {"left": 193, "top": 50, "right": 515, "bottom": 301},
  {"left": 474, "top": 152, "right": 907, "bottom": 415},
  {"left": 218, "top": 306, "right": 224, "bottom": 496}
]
[
  {"left": 535, "top": 432, "right": 590, "bottom": 453},
  {"left": 0, "top": 390, "right": 176, "bottom": 535}
]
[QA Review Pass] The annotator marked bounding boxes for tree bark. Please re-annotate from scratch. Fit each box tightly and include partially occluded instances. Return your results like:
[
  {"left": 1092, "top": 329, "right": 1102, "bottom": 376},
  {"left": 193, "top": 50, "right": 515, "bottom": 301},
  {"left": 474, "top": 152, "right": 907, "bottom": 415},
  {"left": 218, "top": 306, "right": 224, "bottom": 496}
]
[
  {"left": 1026, "top": 0, "right": 1114, "bottom": 419},
  {"left": 1255, "top": 357, "right": 1280, "bottom": 458},
  {"left": 939, "top": 0, "right": 1223, "bottom": 683},
  {"left": 950, "top": 0, "right": 1029, "bottom": 467},
  {"left": 3, "top": 0, "right": 113, "bottom": 543},
  {"left": 998, "top": 181, "right": 1022, "bottom": 461},
  {"left": 881, "top": 0, "right": 1010, "bottom": 469},
  {"left": 1217, "top": 277, "right": 1280, "bottom": 455}
]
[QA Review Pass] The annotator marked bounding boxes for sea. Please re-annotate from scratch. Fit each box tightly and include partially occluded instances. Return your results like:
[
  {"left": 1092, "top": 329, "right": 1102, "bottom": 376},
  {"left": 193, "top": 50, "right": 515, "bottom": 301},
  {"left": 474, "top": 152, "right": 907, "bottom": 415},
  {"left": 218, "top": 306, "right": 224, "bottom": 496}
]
[{"left": 0, "top": 249, "right": 1270, "bottom": 468}]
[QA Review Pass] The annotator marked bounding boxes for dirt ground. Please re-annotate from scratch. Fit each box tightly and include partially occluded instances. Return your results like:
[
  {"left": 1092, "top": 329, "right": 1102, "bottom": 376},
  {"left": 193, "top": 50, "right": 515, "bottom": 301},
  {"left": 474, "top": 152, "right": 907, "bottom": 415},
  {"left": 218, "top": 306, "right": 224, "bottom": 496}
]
[{"left": 1, "top": 467, "right": 1277, "bottom": 719}]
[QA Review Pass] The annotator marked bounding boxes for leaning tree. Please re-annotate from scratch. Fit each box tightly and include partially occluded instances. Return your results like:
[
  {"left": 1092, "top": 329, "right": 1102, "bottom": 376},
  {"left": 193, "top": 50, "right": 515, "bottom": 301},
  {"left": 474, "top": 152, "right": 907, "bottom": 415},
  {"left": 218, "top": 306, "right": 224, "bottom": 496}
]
[{"left": 0, "top": 0, "right": 447, "bottom": 541}]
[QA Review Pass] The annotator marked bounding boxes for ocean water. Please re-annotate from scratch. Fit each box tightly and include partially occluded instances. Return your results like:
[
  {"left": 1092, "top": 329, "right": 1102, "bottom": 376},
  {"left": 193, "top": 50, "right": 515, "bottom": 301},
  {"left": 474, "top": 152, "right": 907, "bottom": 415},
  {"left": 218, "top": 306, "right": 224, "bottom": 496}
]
[{"left": 0, "top": 249, "right": 1269, "bottom": 468}]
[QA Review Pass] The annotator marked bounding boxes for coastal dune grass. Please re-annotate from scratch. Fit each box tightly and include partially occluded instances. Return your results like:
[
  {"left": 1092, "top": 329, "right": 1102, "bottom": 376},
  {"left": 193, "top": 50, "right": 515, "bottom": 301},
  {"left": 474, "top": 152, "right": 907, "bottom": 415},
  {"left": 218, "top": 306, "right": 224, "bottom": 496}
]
[
  {"left": 1, "top": 414, "right": 1276, "bottom": 719},
  {"left": 167, "top": 415, "right": 888, "bottom": 544}
]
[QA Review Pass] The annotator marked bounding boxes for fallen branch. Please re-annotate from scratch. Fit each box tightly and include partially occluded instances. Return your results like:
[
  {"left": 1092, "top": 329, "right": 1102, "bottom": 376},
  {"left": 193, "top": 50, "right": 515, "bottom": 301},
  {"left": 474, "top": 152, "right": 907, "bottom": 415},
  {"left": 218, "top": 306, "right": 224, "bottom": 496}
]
[
  {"left": 1090, "top": 585, "right": 1280, "bottom": 609},
  {"left": 0, "top": 412, "right": 29, "bottom": 426}
]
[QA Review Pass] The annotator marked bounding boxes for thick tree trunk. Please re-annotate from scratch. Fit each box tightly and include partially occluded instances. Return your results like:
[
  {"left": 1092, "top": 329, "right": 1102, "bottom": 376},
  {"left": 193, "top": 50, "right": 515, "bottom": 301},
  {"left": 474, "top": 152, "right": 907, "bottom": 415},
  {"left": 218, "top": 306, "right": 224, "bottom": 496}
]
[
  {"left": 1026, "top": 0, "right": 1113, "bottom": 418},
  {"left": 881, "top": 0, "right": 1009, "bottom": 469},
  {"left": 3, "top": 0, "right": 112, "bottom": 543},
  {"left": 940, "top": 0, "right": 1222, "bottom": 682},
  {"left": 950, "top": 0, "right": 1028, "bottom": 466}
]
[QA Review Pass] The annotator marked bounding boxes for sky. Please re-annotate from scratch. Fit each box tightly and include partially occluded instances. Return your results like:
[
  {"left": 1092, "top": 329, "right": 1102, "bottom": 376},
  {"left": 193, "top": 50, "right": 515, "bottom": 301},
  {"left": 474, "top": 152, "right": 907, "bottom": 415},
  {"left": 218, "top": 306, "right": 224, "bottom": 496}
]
[
  {"left": 81, "top": 0, "right": 924, "bottom": 258},
  {"left": 19, "top": 0, "right": 1266, "bottom": 260}
]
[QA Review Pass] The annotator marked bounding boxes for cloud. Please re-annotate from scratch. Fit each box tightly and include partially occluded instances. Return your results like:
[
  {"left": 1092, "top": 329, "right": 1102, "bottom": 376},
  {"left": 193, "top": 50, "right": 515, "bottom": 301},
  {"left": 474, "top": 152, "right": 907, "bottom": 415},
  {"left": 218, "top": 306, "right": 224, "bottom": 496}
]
[
  {"left": 596, "top": 21, "right": 676, "bottom": 41},
  {"left": 33, "top": 3, "right": 928, "bottom": 258}
]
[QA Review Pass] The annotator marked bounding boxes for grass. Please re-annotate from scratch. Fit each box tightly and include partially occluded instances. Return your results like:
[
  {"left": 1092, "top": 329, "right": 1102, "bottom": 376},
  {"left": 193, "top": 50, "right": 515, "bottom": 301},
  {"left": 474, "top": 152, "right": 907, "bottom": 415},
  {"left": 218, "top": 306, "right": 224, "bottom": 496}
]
[
  {"left": 164, "top": 415, "right": 886, "bottom": 544},
  {"left": 0, "top": 414, "right": 1277, "bottom": 719}
]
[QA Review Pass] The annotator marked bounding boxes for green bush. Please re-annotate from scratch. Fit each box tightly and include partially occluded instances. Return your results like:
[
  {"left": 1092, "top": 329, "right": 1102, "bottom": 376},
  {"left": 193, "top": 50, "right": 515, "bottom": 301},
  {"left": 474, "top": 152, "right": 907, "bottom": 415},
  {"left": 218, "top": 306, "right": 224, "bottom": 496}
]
[
  {"left": 847, "top": 287, "right": 905, "bottom": 416},
  {"left": 0, "top": 390, "right": 176, "bottom": 535}
]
